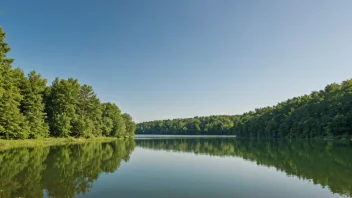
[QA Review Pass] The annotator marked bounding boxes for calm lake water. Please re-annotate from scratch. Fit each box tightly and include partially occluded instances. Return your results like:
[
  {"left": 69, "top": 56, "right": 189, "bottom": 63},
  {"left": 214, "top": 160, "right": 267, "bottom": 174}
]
[{"left": 0, "top": 137, "right": 351, "bottom": 198}]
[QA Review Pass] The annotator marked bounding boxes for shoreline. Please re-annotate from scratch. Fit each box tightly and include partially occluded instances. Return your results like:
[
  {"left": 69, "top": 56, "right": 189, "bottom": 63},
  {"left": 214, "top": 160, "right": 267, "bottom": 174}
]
[{"left": 0, "top": 137, "right": 122, "bottom": 150}]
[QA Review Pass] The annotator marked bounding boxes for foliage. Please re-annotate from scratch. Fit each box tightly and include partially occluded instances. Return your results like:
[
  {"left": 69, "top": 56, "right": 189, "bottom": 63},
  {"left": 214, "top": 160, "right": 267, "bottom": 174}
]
[
  {"left": 101, "top": 102, "right": 128, "bottom": 138},
  {"left": 20, "top": 71, "right": 49, "bottom": 138},
  {"left": 0, "top": 27, "right": 29, "bottom": 139},
  {"left": 136, "top": 79, "right": 352, "bottom": 139},
  {"left": 122, "top": 113, "right": 136, "bottom": 137},
  {"left": 0, "top": 27, "right": 135, "bottom": 139},
  {"left": 137, "top": 115, "right": 237, "bottom": 135}
]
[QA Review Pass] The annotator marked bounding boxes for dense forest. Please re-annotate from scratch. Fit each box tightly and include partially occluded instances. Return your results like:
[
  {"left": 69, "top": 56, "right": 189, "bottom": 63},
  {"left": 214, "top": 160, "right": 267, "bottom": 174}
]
[
  {"left": 136, "top": 138, "right": 352, "bottom": 197},
  {"left": 0, "top": 139, "right": 135, "bottom": 198},
  {"left": 0, "top": 27, "right": 135, "bottom": 139},
  {"left": 136, "top": 79, "right": 352, "bottom": 138}
]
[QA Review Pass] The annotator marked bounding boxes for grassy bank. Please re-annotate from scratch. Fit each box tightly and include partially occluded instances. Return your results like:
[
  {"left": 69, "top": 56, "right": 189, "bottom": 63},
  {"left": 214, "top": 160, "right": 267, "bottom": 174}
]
[{"left": 0, "top": 137, "right": 119, "bottom": 150}]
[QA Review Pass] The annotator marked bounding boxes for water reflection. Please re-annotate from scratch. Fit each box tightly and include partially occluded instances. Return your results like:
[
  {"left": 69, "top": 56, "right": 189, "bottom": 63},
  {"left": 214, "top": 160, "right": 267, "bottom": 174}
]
[
  {"left": 135, "top": 138, "right": 352, "bottom": 197},
  {"left": 0, "top": 139, "right": 135, "bottom": 198},
  {"left": 0, "top": 138, "right": 351, "bottom": 198}
]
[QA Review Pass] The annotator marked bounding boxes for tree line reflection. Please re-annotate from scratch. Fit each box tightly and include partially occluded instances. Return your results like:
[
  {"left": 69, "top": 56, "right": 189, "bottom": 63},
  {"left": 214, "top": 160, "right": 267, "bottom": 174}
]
[
  {"left": 1, "top": 138, "right": 350, "bottom": 197},
  {"left": 136, "top": 138, "right": 352, "bottom": 197},
  {"left": 0, "top": 139, "right": 135, "bottom": 198}
]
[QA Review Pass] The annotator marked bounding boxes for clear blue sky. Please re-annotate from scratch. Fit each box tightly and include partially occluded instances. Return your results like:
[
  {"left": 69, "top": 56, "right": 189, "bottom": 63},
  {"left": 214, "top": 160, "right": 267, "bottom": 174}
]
[{"left": 1, "top": 0, "right": 352, "bottom": 122}]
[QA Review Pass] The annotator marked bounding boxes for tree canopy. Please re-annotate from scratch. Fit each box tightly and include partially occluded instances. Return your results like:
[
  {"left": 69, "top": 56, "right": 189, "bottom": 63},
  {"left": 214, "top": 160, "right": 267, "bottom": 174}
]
[
  {"left": 0, "top": 27, "right": 135, "bottom": 139},
  {"left": 137, "top": 79, "right": 352, "bottom": 139}
]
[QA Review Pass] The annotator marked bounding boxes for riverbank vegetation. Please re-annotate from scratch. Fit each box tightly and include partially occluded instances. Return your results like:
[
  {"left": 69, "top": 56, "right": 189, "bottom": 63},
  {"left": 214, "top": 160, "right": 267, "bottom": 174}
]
[
  {"left": 0, "top": 27, "right": 135, "bottom": 140},
  {"left": 136, "top": 79, "right": 352, "bottom": 139},
  {"left": 0, "top": 137, "right": 121, "bottom": 150}
]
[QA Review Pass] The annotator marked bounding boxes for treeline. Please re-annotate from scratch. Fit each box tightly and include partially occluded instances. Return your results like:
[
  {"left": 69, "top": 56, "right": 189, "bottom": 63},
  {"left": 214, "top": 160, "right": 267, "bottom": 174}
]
[
  {"left": 136, "top": 138, "right": 352, "bottom": 197},
  {"left": 0, "top": 139, "right": 135, "bottom": 198},
  {"left": 0, "top": 27, "right": 135, "bottom": 139},
  {"left": 137, "top": 116, "right": 237, "bottom": 135},
  {"left": 136, "top": 79, "right": 352, "bottom": 138}
]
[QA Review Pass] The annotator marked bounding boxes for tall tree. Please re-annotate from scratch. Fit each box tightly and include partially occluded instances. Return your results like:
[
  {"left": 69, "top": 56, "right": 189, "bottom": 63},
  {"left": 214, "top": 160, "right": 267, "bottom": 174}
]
[
  {"left": 0, "top": 27, "right": 29, "bottom": 139},
  {"left": 20, "top": 71, "right": 49, "bottom": 138},
  {"left": 101, "top": 103, "right": 125, "bottom": 138},
  {"left": 45, "top": 78, "right": 80, "bottom": 137},
  {"left": 72, "top": 85, "right": 102, "bottom": 138},
  {"left": 122, "top": 113, "right": 136, "bottom": 137}
]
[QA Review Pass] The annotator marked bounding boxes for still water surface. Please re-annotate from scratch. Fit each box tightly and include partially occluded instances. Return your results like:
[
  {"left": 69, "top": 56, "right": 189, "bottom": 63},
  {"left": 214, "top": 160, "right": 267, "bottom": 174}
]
[{"left": 0, "top": 137, "right": 351, "bottom": 198}]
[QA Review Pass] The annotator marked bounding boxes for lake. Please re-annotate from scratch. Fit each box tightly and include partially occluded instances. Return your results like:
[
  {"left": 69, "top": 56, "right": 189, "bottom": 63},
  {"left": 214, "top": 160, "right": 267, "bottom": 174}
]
[{"left": 0, "top": 137, "right": 351, "bottom": 198}]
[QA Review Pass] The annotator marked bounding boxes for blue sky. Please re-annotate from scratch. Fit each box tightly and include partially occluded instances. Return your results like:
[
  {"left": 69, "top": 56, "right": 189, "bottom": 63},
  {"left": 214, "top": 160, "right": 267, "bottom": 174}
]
[{"left": 1, "top": 0, "right": 352, "bottom": 122}]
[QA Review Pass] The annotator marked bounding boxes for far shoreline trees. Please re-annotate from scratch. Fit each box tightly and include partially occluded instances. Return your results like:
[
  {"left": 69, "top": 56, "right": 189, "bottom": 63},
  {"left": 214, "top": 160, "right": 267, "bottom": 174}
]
[
  {"left": 0, "top": 27, "right": 135, "bottom": 139},
  {"left": 136, "top": 79, "right": 352, "bottom": 139}
]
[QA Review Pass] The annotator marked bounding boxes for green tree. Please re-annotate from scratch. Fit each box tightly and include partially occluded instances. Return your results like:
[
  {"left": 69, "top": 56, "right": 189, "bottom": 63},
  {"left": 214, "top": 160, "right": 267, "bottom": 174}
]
[
  {"left": 122, "top": 113, "right": 136, "bottom": 137},
  {"left": 45, "top": 78, "right": 80, "bottom": 137},
  {"left": 0, "top": 27, "right": 135, "bottom": 139},
  {"left": 101, "top": 103, "right": 126, "bottom": 138},
  {"left": 0, "top": 27, "right": 29, "bottom": 139},
  {"left": 136, "top": 79, "right": 352, "bottom": 139},
  {"left": 20, "top": 71, "right": 49, "bottom": 138},
  {"left": 72, "top": 85, "right": 102, "bottom": 138}
]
